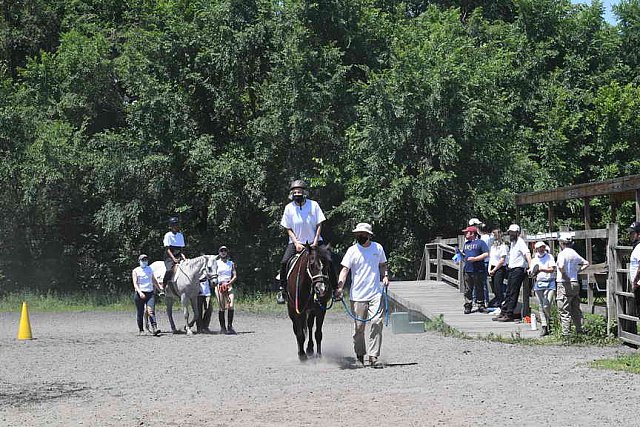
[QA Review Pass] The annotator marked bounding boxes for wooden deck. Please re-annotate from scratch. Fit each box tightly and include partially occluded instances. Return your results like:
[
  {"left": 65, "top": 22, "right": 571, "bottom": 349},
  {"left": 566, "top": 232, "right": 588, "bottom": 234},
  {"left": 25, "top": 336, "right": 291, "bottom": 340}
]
[{"left": 388, "top": 280, "right": 540, "bottom": 339}]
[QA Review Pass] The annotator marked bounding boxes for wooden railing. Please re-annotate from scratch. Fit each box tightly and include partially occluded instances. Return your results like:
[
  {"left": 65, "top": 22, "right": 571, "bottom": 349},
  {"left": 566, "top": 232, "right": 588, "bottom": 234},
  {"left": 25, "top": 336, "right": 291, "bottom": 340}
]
[{"left": 417, "top": 224, "right": 638, "bottom": 342}]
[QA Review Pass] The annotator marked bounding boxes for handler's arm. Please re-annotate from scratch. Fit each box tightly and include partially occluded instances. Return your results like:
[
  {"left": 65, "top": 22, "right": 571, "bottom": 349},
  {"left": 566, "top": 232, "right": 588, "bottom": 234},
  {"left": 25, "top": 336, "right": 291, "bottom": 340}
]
[
  {"left": 633, "top": 266, "right": 640, "bottom": 289},
  {"left": 379, "top": 262, "right": 389, "bottom": 286}
]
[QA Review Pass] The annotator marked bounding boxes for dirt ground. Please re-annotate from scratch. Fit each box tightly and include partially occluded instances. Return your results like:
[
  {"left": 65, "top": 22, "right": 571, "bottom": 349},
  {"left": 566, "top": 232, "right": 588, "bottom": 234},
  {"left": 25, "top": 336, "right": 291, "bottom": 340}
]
[{"left": 0, "top": 307, "right": 638, "bottom": 426}]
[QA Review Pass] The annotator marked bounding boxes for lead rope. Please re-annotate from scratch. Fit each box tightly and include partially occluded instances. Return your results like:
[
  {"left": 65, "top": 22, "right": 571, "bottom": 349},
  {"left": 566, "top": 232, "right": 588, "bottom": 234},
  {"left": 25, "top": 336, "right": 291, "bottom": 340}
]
[{"left": 339, "top": 286, "right": 389, "bottom": 325}]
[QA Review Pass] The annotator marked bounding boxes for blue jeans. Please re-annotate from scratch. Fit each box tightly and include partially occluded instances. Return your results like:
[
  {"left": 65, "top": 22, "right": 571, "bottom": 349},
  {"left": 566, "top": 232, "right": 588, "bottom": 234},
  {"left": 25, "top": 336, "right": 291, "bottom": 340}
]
[{"left": 134, "top": 291, "right": 156, "bottom": 331}]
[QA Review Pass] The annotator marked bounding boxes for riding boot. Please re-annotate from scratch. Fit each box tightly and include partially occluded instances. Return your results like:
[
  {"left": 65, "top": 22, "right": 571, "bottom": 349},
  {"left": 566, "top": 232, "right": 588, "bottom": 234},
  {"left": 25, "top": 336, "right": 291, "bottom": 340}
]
[
  {"left": 227, "top": 309, "right": 235, "bottom": 334},
  {"left": 279, "top": 264, "right": 288, "bottom": 297},
  {"left": 219, "top": 311, "right": 227, "bottom": 334}
]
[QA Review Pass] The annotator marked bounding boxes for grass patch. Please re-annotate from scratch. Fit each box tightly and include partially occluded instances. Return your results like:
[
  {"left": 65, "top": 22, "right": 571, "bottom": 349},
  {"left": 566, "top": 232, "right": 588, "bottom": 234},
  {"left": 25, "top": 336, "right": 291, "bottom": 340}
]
[
  {"left": 425, "top": 314, "right": 470, "bottom": 339},
  {"left": 591, "top": 353, "right": 640, "bottom": 374},
  {"left": 0, "top": 290, "right": 287, "bottom": 313}
]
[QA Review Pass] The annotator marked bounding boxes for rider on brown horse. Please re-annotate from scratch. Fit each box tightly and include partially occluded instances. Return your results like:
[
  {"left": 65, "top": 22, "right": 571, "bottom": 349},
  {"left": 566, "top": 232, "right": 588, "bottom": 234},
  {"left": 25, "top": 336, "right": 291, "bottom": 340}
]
[{"left": 279, "top": 180, "right": 326, "bottom": 296}]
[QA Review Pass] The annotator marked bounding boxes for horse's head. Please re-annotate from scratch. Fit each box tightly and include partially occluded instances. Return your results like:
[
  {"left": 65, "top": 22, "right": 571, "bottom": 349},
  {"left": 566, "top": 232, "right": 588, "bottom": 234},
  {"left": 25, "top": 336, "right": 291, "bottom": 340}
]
[
  {"left": 307, "top": 244, "right": 331, "bottom": 298},
  {"left": 203, "top": 255, "right": 219, "bottom": 284}
]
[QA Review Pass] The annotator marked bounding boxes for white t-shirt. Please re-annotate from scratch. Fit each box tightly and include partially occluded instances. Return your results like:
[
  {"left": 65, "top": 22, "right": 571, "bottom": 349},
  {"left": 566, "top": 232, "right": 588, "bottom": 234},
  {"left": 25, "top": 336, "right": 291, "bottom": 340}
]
[
  {"left": 628, "top": 244, "right": 640, "bottom": 285},
  {"left": 556, "top": 248, "right": 587, "bottom": 283},
  {"left": 163, "top": 231, "right": 185, "bottom": 247},
  {"left": 508, "top": 238, "right": 530, "bottom": 269},
  {"left": 134, "top": 266, "right": 155, "bottom": 292},
  {"left": 217, "top": 259, "right": 234, "bottom": 283},
  {"left": 341, "top": 242, "right": 387, "bottom": 302},
  {"left": 531, "top": 252, "right": 556, "bottom": 283},
  {"left": 280, "top": 199, "right": 326, "bottom": 244},
  {"left": 489, "top": 244, "right": 508, "bottom": 268}
]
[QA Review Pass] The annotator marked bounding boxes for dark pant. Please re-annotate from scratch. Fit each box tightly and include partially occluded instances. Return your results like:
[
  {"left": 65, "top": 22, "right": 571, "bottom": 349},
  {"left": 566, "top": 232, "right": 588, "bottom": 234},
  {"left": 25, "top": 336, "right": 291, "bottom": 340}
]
[
  {"left": 279, "top": 243, "right": 298, "bottom": 287},
  {"left": 501, "top": 267, "right": 526, "bottom": 318},
  {"left": 134, "top": 291, "right": 156, "bottom": 331},
  {"left": 464, "top": 272, "right": 485, "bottom": 308},
  {"left": 198, "top": 295, "right": 213, "bottom": 329},
  {"left": 490, "top": 266, "right": 507, "bottom": 306}
]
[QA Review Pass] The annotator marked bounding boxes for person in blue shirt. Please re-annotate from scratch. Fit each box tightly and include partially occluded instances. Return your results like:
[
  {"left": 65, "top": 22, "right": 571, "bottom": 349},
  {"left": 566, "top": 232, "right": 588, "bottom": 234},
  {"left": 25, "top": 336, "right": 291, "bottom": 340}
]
[{"left": 461, "top": 226, "right": 489, "bottom": 314}]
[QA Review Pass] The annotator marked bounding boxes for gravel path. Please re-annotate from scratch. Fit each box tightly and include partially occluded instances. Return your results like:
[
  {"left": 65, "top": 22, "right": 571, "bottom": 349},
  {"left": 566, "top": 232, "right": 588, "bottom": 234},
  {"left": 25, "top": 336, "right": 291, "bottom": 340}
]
[{"left": 0, "top": 309, "right": 638, "bottom": 426}]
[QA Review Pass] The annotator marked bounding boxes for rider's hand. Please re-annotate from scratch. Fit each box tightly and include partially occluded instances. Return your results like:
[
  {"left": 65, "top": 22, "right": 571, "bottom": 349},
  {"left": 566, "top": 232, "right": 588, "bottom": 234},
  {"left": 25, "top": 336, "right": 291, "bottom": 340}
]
[
  {"left": 294, "top": 242, "right": 305, "bottom": 252},
  {"left": 138, "top": 291, "right": 146, "bottom": 299}
]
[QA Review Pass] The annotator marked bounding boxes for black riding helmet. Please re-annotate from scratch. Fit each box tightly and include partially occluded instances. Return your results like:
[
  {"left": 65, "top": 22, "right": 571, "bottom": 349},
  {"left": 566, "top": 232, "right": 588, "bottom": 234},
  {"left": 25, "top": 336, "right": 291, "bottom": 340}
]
[
  {"left": 290, "top": 179, "right": 307, "bottom": 191},
  {"left": 168, "top": 217, "right": 179, "bottom": 225}
]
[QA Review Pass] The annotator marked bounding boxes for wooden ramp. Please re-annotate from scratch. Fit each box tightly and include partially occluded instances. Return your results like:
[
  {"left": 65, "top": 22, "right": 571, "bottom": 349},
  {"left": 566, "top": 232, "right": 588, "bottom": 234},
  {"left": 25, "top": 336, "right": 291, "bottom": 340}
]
[{"left": 388, "top": 280, "right": 540, "bottom": 339}]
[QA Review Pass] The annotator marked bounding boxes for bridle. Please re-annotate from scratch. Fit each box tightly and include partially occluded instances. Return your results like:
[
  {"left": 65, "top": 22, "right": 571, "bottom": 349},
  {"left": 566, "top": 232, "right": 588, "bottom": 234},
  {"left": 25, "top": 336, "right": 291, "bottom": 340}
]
[{"left": 291, "top": 248, "right": 329, "bottom": 314}]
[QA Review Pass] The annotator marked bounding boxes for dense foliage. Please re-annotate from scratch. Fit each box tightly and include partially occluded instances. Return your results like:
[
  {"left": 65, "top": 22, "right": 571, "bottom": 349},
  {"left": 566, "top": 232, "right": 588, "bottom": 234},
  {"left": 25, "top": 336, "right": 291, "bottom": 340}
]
[{"left": 1, "top": 0, "right": 639, "bottom": 292}]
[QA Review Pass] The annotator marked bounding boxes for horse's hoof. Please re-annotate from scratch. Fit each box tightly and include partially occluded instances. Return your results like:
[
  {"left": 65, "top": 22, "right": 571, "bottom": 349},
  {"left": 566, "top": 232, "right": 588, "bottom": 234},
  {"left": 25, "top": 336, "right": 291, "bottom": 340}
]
[
  {"left": 298, "top": 353, "right": 308, "bottom": 362},
  {"left": 172, "top": 330, "right": 179, "bottom": 334},
  {"left": 306, "top": 348, "right": 314, "bottom": 357}
]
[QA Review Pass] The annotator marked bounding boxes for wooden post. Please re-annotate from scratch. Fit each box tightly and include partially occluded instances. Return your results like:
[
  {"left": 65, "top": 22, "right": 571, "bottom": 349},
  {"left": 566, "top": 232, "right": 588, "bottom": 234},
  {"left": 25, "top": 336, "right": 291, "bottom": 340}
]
[
  {"left": 548, "top": 203, "right": 555, "bottom": 254},
  {"left": 458, "top": 235, "right": 465, "bottom": 292},
  {"left": 436, "top": 244, "right": 443, "bottom": 283},
  {"left": 636, "top": 189, "right": 640, "bottom": 221},
  {"left": 584, "top": 197, "right": 594, "bottom": 312},
  {"left": 606, "top": 223, "right": 618, "bottom": 335},
  {"left": 516, "top": 205, "right": 521, "bottom": 225},
  {"left": 425, "top": 245, "right": 431, "bottom": 281}
]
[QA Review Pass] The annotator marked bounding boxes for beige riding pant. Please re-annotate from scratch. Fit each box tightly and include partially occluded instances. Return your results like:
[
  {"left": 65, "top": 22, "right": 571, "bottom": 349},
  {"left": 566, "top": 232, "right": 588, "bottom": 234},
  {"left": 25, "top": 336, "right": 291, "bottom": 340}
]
[
  {"left": 535, "top": 288, "right": 556, "bottom": 327},
  {"left": 352, "top": 294, "right": 383, "bottom": 358},
  {"left": 556, "top": 281, "right": 583, "bottom": 335}
]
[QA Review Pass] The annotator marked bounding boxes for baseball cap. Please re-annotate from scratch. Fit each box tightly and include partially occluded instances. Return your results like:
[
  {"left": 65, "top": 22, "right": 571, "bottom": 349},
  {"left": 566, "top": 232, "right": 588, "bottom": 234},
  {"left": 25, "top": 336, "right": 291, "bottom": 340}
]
[
  {"left": 534, "top": 241, "right": 548, "bottom": 250},
  {"left": 219, "top": 245, "right": 228, "bottom": 252},
  {"left": 468, "top": 218, "right": 484, "bottom": 227},
  {"left": 507, "top": 224, "right": 520, "bottom": 233},
  {"left": 138, "top": 254, "right": 149, "bottom": 261},
  {"left": 628, "top": 221, "right": 640, "bottom": 233},
  {"left": 462, "top": 226, "right": 478, "bottom": 234},
  {"left": 558, "top": 233, "right": 573, "bottom": 243}
]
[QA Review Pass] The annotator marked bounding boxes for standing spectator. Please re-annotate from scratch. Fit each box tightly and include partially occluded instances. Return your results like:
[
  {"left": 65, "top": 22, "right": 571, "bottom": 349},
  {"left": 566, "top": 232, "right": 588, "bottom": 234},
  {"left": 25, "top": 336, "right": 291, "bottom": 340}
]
[
  {"left": 162, "top": 217, "right": 187, "bottom": 288},
  {"left": 494, "top": 224, "right": 531, "bottom": 322},
  {"left": 461, "top": 226, "right": 489, "bottom": 314},
  {"left": 216, "top": 245, "right": 238, "bottom": 335},
  {"left": 132, "top": 254, "right": 163, "bottom": 336},
  {"left": 530, "top": 242, "right": 556, "bottom": 337},
  {"left": 335, "top": 223, "right": 389, "bottom": 368},
  {"left": 469, "top": 218, "right": 492, "bottom": 305},
  {"left": 488, "top": 229, "right": 508, "bottom": 307},
  {"left": 198, "top": 276, "right": 213, "bottom": 333},
  {"left": 555, "top": 234, "right": 589, "bottom": 337}
]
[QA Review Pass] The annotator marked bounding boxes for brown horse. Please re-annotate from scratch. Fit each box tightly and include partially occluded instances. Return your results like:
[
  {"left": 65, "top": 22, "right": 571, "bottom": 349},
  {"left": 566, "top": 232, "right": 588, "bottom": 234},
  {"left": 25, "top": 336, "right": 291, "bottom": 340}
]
[{"left": 286, "top": 244, "right": 335, "bottom": 360}]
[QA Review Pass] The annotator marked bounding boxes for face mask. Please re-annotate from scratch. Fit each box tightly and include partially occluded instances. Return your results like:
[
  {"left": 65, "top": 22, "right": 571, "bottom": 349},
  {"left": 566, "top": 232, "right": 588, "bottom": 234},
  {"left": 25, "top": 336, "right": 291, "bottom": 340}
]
[
  {"left": 509, "top": 234, "right": 517, "bottom": 242},
  {"left": 356, "top": 235, "right": 369, "bottom": 245},
  {"left": 140, "top": 261, "right": 148, "bottom": 268},
  {"left": 292, "top": 194, "right": 305, "bottom": 204}
]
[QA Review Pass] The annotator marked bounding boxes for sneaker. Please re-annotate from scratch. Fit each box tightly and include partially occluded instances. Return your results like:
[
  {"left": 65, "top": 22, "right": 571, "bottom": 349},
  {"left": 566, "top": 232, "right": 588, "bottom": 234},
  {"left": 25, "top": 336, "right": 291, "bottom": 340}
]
[
  {"left": 356, "top": 355, "right": 365, "bottom": 367},
  {"left": 226, "top": 327, "right": 237, "bottom": 335},
  {"left": 369, "top": 357, "right": 383, "bottom": 369},
  {"left": 464, "top": 307, "right": 472, "bottom": 314},
  {"left": 496, "top": 316, "right": 514, "bottom": 322}
]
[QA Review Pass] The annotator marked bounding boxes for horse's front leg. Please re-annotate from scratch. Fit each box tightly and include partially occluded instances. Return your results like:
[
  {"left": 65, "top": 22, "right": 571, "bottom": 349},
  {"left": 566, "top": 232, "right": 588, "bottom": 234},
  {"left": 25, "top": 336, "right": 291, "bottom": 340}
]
[
  {"left": 290, "top": 312, "right": 308, "bottom": 361},
  {"left": 179, "top": 293, "right": 196, "bottom": 335},
  {"left": 306, "top": 312, "right": 315, "bottom": 357},
  {"left": 315, "top": 310, "right": 326, "bottom": 357},
  {"left": 165, "top": 296, "right": 178, "bottom": 333},
  {"left": 189, "top": 296, "right": 202, "bottom": 332}
]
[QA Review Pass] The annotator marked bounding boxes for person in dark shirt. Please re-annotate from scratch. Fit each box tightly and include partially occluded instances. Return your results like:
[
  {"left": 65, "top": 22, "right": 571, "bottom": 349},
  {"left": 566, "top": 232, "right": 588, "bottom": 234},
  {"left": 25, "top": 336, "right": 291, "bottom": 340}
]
[{"left": 461, "top": 226, "right": 489, "bottom": 314}]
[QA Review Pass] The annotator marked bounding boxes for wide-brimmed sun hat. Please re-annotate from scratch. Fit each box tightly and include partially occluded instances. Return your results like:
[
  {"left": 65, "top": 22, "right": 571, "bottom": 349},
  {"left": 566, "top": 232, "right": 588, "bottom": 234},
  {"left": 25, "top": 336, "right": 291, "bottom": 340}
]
[
  {"left": 352, "top": 222, "right": 374, "bottom": 235},
  {"left": 534, "top": 241, "right": 548, "bottom": 250}
]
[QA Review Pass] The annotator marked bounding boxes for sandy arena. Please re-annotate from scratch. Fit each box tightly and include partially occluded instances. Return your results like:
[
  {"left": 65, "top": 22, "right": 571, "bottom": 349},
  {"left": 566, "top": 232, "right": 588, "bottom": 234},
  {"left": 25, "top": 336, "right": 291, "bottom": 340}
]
[{"left": 1, "top": 308, "right": 638, "bottom": 426}]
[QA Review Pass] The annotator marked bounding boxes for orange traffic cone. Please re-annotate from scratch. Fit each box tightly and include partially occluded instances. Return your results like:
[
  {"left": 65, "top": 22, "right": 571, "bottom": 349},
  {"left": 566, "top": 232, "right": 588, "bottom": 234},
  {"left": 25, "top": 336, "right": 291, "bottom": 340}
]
[{"left": 17, "top": 301, "right": 33, "bottom": 340}]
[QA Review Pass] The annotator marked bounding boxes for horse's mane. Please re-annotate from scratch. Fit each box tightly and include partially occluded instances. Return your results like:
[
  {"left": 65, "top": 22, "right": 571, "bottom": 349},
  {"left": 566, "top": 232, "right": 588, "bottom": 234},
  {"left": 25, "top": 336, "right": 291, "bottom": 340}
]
[{"left": 314, "top": 245, "right": 333, "bottom": 264}]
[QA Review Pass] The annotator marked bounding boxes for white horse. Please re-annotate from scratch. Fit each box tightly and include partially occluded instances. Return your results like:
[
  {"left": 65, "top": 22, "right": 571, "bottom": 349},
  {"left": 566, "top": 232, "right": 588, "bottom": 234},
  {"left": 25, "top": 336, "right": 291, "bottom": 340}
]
[{"left": 150, "top": 255, "right": 218, "bottom": 335}]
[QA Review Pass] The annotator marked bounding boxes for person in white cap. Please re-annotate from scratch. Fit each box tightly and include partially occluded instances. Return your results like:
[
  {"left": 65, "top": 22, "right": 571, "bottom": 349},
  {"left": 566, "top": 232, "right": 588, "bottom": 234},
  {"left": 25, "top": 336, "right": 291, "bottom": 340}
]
[
  {"left": 530, "top": 241, "right": 556, "bottom": 336},
  {"left": 494, "top": 224, "right": 531, "bottom": 322},
  {"left": 556, "top": 234, "right": 589, "bottom": 336},
  {"left": 336, "top": 222, "right": 389, "bottom": 368},
  {"left": 468, "top": 218, "right": 492, "bottom": 305},
  {"left": 132, "top": 254, "right": 163, "bottom": 335},
  {"left": 278, "top": 179, "right": 326, "bottom": 295},
  {"left": 216, "top": 245, "right": 237, "bottom": 334}
]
